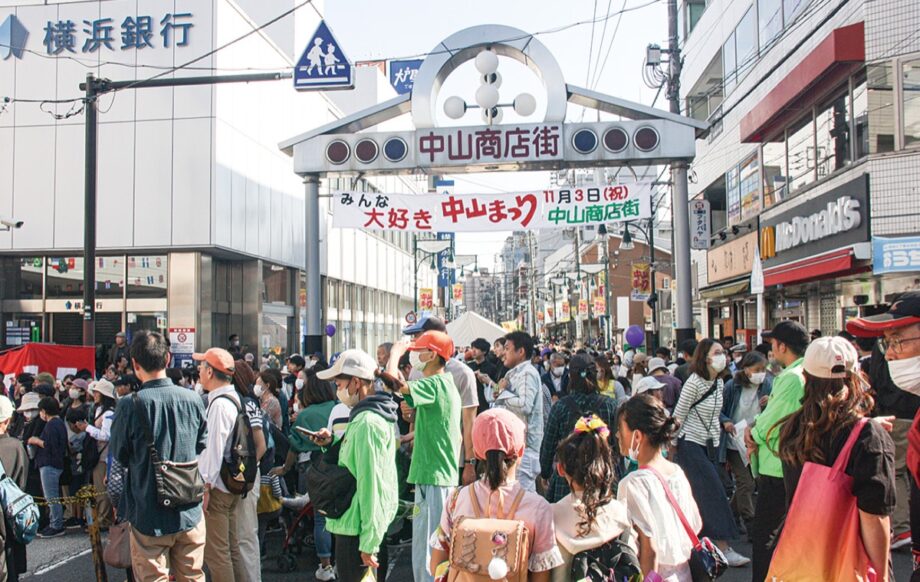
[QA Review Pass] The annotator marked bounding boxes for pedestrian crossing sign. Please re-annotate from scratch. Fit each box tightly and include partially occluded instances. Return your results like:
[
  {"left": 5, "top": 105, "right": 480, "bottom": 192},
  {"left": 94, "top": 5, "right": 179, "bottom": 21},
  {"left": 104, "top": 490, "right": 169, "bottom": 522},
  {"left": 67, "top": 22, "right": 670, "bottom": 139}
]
[{"left": 294, "top": 20, "right": 353, "bottom": 90}]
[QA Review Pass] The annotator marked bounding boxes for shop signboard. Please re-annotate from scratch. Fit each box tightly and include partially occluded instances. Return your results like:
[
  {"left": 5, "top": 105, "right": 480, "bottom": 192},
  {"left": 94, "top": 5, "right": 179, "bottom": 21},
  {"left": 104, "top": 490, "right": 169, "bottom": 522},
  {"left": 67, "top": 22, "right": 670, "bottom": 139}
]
[
  {"left": 690, "top": 199, "right": 711, "bottom": 249},
  {"left": 759, "top": 175, "right": 869, "bottom": 268},
  {"left": 707, "top": 231, "right": 758, "bottom": 285},
  {"left": 332, "top": 183, "right": 652, "bottom": 232},
  {"left": 630, "top": 263, "right": 651, "bottom": 301},
  {"left": 873, "top": 236, "right": 920, "bottom": 274}
]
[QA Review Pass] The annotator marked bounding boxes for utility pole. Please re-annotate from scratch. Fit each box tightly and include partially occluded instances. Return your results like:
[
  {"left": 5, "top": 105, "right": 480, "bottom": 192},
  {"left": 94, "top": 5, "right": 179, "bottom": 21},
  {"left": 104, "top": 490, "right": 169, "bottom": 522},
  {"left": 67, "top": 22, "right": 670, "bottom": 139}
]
[
  {"left": 667, "top": 0, "right": 695, "bottom": 346},
  {"left": 528, "top": 231, "right": 538, "bottom": 337},
  {"left": 648, "top": 216, "right": 658, "bottom": 351},
  {"left": 571, "top": 227, "right": 581, "bottom": 342},
  {"left": 79, "top": 70, "right": 292, "bottom": 349}
]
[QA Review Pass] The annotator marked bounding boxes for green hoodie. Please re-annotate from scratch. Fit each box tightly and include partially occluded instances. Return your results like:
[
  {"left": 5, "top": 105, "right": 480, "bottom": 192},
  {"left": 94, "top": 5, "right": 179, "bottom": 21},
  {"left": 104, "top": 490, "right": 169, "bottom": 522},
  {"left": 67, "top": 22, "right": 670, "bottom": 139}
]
[
  {"left": 324, "top": 399, "right": 399, "bottom": 554},
  {"left": 289, "top": 400, "right": 337, "bottom": 453},
  {"left": 751, "top": 357, "right": 805, "bottom": 478}
]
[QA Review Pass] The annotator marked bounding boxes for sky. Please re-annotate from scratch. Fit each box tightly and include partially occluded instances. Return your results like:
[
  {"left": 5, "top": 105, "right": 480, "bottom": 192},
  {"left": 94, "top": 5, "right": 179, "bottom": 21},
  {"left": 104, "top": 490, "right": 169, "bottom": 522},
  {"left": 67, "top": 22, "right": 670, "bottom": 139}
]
[{"left": 325, "top": 0, "right": 670, "bottom": 270}]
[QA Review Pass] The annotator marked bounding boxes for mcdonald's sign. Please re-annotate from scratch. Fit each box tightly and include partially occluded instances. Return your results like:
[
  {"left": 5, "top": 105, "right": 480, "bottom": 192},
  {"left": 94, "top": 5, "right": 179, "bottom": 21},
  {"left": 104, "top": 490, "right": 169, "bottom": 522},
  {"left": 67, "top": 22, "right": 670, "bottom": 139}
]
[{"left": 761, "top": 226, "right": 776, "bottom": 260}]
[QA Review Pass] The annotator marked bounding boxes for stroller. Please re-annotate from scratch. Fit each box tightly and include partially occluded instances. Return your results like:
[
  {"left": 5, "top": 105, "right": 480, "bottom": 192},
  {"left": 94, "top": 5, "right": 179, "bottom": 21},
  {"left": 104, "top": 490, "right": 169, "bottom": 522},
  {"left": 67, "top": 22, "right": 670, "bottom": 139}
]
[
  {"left": 275, "top": 491, "right": 316, "bottom": 573},
  {"left": 266, "top": 423, "right": 318, "bottom": 573}
]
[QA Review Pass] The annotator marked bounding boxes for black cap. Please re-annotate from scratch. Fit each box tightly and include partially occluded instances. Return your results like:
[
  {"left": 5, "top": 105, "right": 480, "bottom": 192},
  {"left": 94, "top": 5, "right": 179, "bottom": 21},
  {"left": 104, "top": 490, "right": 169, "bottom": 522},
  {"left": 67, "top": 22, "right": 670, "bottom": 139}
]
[
  {"left": 289, "top": 355, "right": 306, "bottom": 368},
  {"left": 762, "top": 320, "right": 810, "bottom": 348},
  {"left": 34, "top": 383, "right": 54, "bottom": 397},
  {"left": 846, "top": 291, "right": 920, "bottom": 337},
  {"left": 471, "top": 338, "right": 491, "bottom": 353},
  {"left": 569, "top": 353, "right": 595, "bottom": 372}
]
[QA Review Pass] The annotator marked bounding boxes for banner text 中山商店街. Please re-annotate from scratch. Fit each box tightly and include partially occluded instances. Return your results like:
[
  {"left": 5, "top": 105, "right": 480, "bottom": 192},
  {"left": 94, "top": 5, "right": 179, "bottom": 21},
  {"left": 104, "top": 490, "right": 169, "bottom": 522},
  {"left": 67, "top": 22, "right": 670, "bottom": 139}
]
[{"left": 332, "top": 184, "right": 652, "bottom": 232}]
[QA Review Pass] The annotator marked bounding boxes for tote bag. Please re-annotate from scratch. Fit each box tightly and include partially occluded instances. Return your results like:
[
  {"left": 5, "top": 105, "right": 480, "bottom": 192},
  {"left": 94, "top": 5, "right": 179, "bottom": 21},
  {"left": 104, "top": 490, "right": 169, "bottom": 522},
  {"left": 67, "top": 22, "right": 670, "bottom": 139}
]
[{"left": 767, "top": 417, "right": 877, "bottom": 582}]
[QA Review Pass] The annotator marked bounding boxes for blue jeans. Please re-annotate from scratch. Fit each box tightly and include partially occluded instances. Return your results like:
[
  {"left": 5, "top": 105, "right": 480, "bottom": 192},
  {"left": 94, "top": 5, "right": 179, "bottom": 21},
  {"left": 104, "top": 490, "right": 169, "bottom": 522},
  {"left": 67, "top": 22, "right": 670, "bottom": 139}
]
[
  {"left": 412, "top": 485, "right": 449, "bottom": 582},
  {"left": 314, "top": 513, "right": 332, "bottom": 559},
  {"left": 39, "top": 466, "right": 63, "bottom": 530}
]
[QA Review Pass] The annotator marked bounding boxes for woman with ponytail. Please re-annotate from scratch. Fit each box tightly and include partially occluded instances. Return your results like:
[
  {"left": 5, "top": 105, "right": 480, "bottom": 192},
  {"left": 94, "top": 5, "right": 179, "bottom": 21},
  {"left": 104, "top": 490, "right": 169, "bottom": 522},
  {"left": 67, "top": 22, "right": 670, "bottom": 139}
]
[
  {"left": 430, "top": 408, "right": 563, "bottom": 581},
  {"left": 551, "top": 415, "right": 631, "bottom": 581},
  {"left": 616, "top": 394, "right": 702, "bottom": 581}
]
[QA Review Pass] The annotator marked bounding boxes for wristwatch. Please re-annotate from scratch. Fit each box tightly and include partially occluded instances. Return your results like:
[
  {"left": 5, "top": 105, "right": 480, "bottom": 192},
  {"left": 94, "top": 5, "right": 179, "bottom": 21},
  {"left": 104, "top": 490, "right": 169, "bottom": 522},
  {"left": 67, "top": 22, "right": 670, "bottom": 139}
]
[{"left": 464, "top": 459, "right": 476, "bottom": 466}]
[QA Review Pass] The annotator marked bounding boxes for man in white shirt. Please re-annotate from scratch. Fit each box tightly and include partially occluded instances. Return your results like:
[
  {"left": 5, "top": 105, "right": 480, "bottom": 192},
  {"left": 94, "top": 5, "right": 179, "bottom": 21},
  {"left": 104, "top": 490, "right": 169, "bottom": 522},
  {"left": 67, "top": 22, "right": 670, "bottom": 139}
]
[{"left": 194, "top": 348, "right": 243, "bottom": 581}]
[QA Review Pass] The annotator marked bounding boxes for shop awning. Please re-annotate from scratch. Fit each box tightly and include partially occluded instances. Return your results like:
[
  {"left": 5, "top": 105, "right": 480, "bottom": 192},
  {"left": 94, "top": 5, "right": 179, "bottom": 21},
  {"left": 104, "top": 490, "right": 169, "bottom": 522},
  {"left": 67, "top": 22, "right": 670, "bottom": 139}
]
[
  {"left": 740, "top": 22, "right": 864, "bottom": 143},
  {"left": 700, "top": 279, "right": 750, "bottom": 300},
  {"left": 763, "top": 246, "right": 859, "bottom": 287}
]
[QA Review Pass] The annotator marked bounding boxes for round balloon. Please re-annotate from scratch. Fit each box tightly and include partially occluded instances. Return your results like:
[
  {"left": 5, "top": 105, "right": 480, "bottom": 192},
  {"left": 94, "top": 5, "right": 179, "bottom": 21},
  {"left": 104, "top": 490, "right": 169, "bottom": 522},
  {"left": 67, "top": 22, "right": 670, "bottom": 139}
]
[
  {"left": 325, "top": 324, "right": 336, "bottom": 337},
  {"left": 625, "top": 325, "right": 645, "bottom": 347}
]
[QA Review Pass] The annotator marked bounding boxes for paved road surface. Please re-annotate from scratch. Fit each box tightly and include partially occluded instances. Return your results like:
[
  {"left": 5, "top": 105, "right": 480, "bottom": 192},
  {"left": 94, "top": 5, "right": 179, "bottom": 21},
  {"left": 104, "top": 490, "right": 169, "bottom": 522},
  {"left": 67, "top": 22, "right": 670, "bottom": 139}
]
[{"left": 18, "top": 528, "right": 914, "bottom": 581}]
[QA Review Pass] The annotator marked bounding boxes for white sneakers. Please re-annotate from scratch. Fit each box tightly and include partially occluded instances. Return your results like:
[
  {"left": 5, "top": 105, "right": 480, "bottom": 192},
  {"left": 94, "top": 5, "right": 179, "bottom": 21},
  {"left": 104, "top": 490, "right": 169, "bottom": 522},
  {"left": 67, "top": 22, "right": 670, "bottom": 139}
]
[
  {"left": 722, "top": 547, "right": 751, "bottom": 567},
  {"left": 315, "top": 564, "right": 336, "bottom": 581}
]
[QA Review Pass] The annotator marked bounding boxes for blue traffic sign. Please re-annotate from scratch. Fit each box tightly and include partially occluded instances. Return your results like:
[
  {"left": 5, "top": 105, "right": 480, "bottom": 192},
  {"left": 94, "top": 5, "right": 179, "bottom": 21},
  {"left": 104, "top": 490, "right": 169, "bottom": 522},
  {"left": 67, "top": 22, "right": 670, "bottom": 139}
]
[
  {"left": 389, "top": 59, "right": 423, "bottom": 95},
  {"left": 294, "top": 20, "right": 353, "bottom": 90}
]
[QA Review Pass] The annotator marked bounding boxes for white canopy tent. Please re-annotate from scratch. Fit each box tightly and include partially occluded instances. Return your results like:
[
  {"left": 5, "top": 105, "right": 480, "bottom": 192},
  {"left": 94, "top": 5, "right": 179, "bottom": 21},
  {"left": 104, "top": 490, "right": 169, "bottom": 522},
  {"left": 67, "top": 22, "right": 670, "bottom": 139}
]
[{"left": 447, "top": 312, "right": 506, "bottom": 348}]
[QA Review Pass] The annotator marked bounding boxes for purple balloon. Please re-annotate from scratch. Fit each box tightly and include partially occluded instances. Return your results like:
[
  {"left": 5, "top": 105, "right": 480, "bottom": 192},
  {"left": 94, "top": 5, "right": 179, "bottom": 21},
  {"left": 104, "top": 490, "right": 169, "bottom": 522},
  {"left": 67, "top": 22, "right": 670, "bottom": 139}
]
[
  {"left": 625, "top": 325, "right": 645, "bottom": 347},
  {"left": 325, "top": 324, "right": 336, "bottom": 337}
]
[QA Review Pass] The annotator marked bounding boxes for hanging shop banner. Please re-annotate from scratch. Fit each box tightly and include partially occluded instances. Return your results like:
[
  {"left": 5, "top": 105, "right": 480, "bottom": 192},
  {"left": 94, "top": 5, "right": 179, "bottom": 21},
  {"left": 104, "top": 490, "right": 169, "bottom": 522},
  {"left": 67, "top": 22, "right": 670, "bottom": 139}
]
[
  {"left": 419, "top": 288, "right": 434, "bottom": 309},
  {"left": 546, "top": 306, "right": 554, "bottom": 321},
  {"left": 593, "top": 295, "right": 606, "bottom": 313},
  {"left": 578, "top": 299, "right": 589, "bottom": 317},
  {"left": 537, "top": 311, "right": 545, "bottom": 322},
  {"left": 630, "top": 263, "right": 651, "bottom": 302},
  {"left": 690, "top": 199, "right": 711, "bottom": 249},
  {"left": 332, "top": 183, "right": 652, "bottom": 232},
  {"left": 559, "top": 300, "right": 571, "bottom": 323},
  {"left": 452, "top": 283, "right": 464, "bottom": 303},
  {"left": 501, "top": 321, "right": 520, "bottom": 332},
  {"left": 873, "top": 236, "right": 920, "bottom": 274}
]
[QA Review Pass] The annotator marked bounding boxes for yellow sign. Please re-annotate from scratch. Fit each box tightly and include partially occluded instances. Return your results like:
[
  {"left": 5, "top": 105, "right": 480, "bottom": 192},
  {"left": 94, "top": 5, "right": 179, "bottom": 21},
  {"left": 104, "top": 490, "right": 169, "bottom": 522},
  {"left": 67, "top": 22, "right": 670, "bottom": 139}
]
[
  {"left": 452, "top": 283, "right": 463, "bottom": 303},
  {"left": 501, "top": 320, "right": 519, "bottom": 332},
  {"left": 419, "top": 288, "right": 434, "bottom": 309},
  {"left": 761, "top": 225, "right": 776, "bottom": 260},
  {"left": 631, "top": 263, "right": 651, "bottom": 301},
  {"left": 578, "top": 299, "right": 589, "bottom": 317},
  {"left": 593, "top": 295, "right": 606, "bottom": 313}
]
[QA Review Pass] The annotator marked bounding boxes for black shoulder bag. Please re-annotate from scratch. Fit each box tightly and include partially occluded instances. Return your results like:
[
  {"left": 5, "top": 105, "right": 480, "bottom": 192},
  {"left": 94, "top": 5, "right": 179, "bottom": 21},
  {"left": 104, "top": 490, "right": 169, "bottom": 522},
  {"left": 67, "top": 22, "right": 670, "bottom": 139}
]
[
  {"left": 305, "top": 436, "right": 357, "bottom": 518},
  {"left": 132, "top": 394, "right": 205, "bottom": 509}
]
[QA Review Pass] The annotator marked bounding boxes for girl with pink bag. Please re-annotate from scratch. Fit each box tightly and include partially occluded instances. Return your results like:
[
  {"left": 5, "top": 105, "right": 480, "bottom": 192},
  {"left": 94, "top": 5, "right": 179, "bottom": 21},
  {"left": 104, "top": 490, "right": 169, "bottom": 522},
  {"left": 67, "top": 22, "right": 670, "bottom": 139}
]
[{"left": 771, "top": 336, "right": 896, "bottom": 581}]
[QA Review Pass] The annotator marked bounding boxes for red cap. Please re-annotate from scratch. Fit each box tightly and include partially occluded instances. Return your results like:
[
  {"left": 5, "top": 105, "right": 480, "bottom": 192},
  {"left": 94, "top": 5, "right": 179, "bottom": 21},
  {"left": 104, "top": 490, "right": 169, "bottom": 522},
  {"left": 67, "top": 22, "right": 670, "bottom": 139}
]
[
  {"left": 408, "top": 331, "right": 455, "bottom": 361},
  {"left": 473, "top": 409, "right": 526, "bottom": 460},
  {"left": 192, "top": 348, "right": 236, "bottom": 375}
]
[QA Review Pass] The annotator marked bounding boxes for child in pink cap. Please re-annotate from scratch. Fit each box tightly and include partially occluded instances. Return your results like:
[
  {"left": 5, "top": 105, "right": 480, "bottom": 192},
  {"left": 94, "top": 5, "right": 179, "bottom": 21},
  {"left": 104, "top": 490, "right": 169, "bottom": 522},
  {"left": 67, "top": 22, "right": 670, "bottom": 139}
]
[{"left": 429, "top": 408, "right": 563, "bottom": 580}]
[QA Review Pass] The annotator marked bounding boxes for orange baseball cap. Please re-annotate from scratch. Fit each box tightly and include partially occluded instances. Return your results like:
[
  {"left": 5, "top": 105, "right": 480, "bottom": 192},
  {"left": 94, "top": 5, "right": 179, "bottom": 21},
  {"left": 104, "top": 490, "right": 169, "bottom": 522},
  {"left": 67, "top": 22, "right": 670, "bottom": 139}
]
[
  {"left": 408, "top": 331, "right": 455, "bottom": 361},
  {"left": 192, "top": 348, "right": 236, "bottom": 375}
]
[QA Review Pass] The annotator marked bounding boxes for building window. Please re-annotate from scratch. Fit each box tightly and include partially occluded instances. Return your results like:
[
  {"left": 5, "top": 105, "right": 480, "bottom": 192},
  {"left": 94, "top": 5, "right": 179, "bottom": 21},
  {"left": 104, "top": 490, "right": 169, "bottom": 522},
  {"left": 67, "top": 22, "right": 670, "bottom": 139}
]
[
  {"left": 854, "top": 65, "right": 895, "bottom": 157},
  {"left": 725, "top": 165, "right": 740, "bottom": 226},
  {"left": 735, "top": 7, "right": 757, "bottom": 81},
  {"left": 127, "top": 256, "right": 166, "bottom": 299},
  {"left": 0, "top": 257, "right": 43, "bottom": 300},
  {"left": 903, "top": 58, "right": 920, "bottom": 148},
  {"left": 723, "top": 32, "right": 737, "bottom": 94},
  {"left": 786, "top": 113, "right": 815, "bottom": 194},
  {"left": 95, "top": 256, "right": 125, "bottom": 298},
  {"left": 815, "top": 92, "right": 851, "bottom": 177},
  {"left": 46, "top": 257, "right": 84, "bottom": 298},
  {"left": 783, "top": 0, "right": 807, "bottom": 24},
  {"left": 738, "top": 152, "right": 761, "bottom": 222},
  {"left": 762, "top": 141, "right": 787, "bottom": 208},
  {"left": 681, "top": 0, "right": 707, "bottom": 40},
  {"left": 758, "top": 0, "right": 783, "bottom": 48}
]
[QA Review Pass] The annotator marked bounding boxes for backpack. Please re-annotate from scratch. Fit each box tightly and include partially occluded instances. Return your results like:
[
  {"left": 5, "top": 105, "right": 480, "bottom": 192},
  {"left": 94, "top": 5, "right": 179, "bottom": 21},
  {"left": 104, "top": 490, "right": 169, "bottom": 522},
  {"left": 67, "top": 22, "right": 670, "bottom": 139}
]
[
  {"left": 212, "top": 395, "right": 257, "bottom": 496},
  {"left": 570, "top": 534, "right": 642, "bottom": 581},
  {"left": 0, "top": 458, "right": 39, "bottom": 544},
  {"left": 305, "top": 437, "right": 357, "bottom": 519},
  {"left": 447, "top": 485, "right": 530, "bottom": 582}
]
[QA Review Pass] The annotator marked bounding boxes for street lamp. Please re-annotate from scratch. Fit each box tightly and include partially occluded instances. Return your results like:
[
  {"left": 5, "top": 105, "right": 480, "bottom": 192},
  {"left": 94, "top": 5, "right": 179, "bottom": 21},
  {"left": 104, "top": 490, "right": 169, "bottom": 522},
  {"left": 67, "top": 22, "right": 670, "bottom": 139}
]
[
  {"left": 617, "top": 219, "right": 659, "bottom": 350},
  {"left": 413, "top": 236, "right": 453, "bottom": 313},
  {"left": 442, "top": 49, "right": 537, "bottom": 126}
]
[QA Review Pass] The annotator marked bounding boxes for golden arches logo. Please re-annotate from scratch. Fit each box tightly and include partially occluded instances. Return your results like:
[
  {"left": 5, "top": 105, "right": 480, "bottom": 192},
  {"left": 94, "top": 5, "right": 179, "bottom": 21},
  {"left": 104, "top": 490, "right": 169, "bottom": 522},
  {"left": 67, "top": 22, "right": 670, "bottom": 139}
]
[{"left": 761, "top": 226, "right": 776, "bottom": 259}]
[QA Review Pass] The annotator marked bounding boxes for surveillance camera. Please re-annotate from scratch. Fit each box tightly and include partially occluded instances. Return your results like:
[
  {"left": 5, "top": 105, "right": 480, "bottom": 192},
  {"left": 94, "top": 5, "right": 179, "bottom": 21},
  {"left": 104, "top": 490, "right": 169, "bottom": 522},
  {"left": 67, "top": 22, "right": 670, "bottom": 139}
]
[{"left": 0, "top": 217, "right": 23, "bottom": 230}]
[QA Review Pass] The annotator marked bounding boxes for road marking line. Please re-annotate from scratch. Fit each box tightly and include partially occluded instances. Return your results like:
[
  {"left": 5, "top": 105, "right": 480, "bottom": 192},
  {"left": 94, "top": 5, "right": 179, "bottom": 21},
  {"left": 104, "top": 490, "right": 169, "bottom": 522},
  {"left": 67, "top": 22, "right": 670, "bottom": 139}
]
[{"left": 29, "top": 548, "right": 92, "bottom": 577}]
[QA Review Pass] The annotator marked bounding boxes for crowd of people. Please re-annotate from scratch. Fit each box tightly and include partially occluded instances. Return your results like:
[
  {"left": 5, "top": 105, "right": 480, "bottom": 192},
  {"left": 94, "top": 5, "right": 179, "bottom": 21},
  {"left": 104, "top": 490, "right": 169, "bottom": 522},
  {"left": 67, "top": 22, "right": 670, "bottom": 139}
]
[{"left": 2, "top": 291, "right": 920, "bottom": 581}]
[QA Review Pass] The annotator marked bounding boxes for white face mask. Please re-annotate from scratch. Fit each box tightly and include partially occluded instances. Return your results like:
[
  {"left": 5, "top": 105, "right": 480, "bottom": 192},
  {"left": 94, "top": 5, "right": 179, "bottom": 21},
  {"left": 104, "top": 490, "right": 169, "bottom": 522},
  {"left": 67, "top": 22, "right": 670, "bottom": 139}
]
[
  {"left": 24, "top": 411, "right": 37, "bottom": 421},
  {"left": 337, "top": 381, "right": 359, "bottom": 408},
  {"left": 409, "top": 351, "right": 427, "bottom": 372},
  {"left": 69, "top": 389, "right": 82, "bottom": 400},
  {"left": 710, "top": 354, "right": 727, "bottom": 372},
  {"left": 627, "top": 433, "right": 640, "bottom": 462},
  {"left": 254, "top": 384, "right": 264, "bottom": 398},
  {"left": 552, "top": 366, "right": 565, "bottom": 378},
  {"left": 305, "top": 360, "right": 316, "bottom": 370},
  {"left": 194, "top": 383, "right": 204, "bottom": 395},
  {"left": 749, "top": 371, "right": 767, "bottom": 385},
  {"left": 888, "top": 355, "right": 920, "bottom": 396}
]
